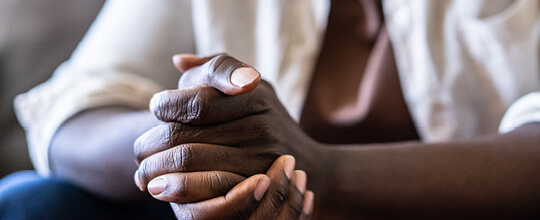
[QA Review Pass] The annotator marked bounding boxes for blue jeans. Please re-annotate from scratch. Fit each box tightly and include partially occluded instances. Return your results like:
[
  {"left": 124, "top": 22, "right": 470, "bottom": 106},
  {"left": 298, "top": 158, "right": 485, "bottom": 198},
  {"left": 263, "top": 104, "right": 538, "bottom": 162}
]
[{"left": 0, "top": 171, "right": 175, "bottom": 220}]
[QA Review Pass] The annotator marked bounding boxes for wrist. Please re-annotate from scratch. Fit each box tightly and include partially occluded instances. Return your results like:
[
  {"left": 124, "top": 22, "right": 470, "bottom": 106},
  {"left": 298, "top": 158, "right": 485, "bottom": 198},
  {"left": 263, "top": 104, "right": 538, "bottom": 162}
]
[{"left": 291, "top": 138, "right": 333, "bottom": 214}]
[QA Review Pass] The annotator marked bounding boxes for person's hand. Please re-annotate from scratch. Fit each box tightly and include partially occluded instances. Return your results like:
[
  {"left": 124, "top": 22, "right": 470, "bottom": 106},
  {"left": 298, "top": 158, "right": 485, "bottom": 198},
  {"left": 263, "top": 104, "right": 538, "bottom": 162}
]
[
  {"left": 134, "top": 54, "right": 327, "bottom": 219},
  {"left": 134, "top": 54, "right": 326, "bottom": 193},
  {"left": 145, "top": 155, "right": 314, "bottom": 219}
]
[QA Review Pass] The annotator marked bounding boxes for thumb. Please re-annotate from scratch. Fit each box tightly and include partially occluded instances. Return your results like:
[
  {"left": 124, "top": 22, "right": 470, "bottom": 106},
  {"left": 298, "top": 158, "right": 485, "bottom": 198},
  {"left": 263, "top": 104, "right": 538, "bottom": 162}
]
[
  {"left": 170, "top": 174, "right": 270, "bottom": 220},
  {"left": 172, "top": 54, "right": 211, "bottom": 72},
  {"left": 174, "top": 54, "right": 261, "bottom": 95}
]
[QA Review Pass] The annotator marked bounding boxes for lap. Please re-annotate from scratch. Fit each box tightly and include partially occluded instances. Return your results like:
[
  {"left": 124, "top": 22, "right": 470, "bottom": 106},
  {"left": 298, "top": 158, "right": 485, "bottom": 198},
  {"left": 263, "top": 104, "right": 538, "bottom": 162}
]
[{"left": 0, "top": 171, "right": 175, "bottom": 220}]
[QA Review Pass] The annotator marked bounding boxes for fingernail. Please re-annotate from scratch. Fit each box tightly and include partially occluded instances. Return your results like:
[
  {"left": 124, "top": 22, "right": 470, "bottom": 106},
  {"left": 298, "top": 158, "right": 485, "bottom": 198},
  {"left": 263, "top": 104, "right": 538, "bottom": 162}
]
[
  {"left": 303, "top": 191, "right": 314, "bottom": 216},
  {"left": 148, "top": 177, "right": 166, "bottom": 196},
  {"left": 283, "top": 155, "right": 295, "bottom": 179},
  {"left": 254, "top": 177, "right": 270, "bottom": 201},
  {"left": 230, "top": 67, "right": 259, "bottom": 87},
  {"left": 293, "top": 170, "right": 307, "bottom": 193},
  {"left": 134, "top": 170, "right": 144, "bottom": 191}
]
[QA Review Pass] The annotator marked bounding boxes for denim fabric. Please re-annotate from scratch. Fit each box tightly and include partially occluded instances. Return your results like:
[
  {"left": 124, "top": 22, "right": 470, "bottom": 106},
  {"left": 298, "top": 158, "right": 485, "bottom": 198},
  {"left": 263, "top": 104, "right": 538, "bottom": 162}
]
[{"left": 0, "top": 171, "right": 175, "bottom": 220}]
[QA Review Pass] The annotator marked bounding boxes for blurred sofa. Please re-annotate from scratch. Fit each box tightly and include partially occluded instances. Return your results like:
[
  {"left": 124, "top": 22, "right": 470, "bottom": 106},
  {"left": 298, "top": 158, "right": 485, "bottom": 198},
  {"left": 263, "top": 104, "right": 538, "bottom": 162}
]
[{"left": 0, "top": 0, "right": 105, "bottom": 177}]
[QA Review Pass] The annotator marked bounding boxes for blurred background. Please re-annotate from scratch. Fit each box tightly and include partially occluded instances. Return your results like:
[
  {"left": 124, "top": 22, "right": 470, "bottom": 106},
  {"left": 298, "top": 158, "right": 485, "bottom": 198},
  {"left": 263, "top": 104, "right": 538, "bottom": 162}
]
[{"left": 0, "top": 0, "right": 105, "bottom": 178}]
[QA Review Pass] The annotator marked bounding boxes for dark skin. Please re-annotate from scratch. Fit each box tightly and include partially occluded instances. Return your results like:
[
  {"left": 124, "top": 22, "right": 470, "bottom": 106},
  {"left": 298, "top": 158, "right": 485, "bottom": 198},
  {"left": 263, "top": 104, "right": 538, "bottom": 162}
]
[
  {"left": 135, "top": 54, "right": 540, "bottom": 219},
  {"left": 137, "top": 55, "right": 315, "bottom": 219},
  {"left": 162, "top": 155, "right": 314, "bottom": 220},
  {"left": 49, "top": 1, "right": 540, "bottom": 218},
  {"left": 50, "top": 107, "right": 159, "bottom": 201},
  {"left": 49, "top": 54, "right": 313, "bottom": 219},
  {"left": 50, "top": 110, "right": 313, "bottom": 220},
  {"left": 49, "top": 56, "right": 540, "bottom": 219}
]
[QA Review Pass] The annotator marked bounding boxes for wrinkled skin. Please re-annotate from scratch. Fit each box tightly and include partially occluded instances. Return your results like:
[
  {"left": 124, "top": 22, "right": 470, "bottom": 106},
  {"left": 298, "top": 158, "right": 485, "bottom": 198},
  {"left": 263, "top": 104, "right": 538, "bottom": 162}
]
[
  {"left": 166, "top": 155, "right": 313, "bottom": 220},
  {"left": 134, "top": 54, "right": 320, "bottom": 219}
]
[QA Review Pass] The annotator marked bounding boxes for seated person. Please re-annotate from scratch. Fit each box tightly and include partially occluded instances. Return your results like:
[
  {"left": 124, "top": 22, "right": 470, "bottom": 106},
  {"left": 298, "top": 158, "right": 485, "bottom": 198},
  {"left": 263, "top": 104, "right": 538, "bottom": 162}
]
[{"left": 3, "top": 0, "right": 540, "bottom": 219}]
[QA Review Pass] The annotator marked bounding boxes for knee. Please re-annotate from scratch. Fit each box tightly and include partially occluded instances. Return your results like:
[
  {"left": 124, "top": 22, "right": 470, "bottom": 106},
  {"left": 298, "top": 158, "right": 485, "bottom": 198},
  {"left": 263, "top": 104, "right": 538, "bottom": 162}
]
[{"left": 0, "top": 171, "right": 85, "bottom": 219}]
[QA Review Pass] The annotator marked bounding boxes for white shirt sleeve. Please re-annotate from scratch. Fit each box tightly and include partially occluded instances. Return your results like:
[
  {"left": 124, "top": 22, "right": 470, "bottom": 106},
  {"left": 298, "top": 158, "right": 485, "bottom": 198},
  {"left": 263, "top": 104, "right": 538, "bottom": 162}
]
[
  {"left": 385, "top": 0, "right": 540, "bottom": 141},
  {"left": 14, "top": 0, "right": 195, "bottom": 176},
  {"left": 499, "top": 92, "right": 540, "bottom": 133}
]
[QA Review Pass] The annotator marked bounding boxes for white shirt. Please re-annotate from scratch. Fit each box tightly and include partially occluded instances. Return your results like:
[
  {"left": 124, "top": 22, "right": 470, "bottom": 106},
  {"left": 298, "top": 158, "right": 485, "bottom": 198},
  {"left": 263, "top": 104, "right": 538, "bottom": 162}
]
[{"left": 14, "top": 0, "right": 540, "bottom": 176}]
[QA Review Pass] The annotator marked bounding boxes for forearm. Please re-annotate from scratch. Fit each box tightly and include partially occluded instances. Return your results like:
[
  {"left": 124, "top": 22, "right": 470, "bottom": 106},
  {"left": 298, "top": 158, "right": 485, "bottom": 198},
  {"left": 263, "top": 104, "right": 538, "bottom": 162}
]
[
  {"left": 49, "top": 107, "right": 161, "bottom": 201},
  {"left": 317, "top": 124, "right": 540, "bottom": 218}
]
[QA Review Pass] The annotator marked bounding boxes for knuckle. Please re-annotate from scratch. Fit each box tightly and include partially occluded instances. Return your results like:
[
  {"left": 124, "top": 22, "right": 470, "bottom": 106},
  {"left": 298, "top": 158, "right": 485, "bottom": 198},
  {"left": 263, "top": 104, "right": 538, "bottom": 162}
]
[
  {"left": 246, "top": 90, "right": 271, "bottom": 113},
  {"left": 206, "top": 53, "right": 229, "bottom": 74},
  {"left": 151, "top": 91, "right": 169, "bottom": 120},
  {"left": 241, "top": 116, "right": 279, "bottom": 145},
  {"left": 137, "top": 160, "right": 151, "bottom": 184},
  {"left": 256, "top": 118, "right": 276, "bottom": 140},
  {"left": 165, "top": 123, "right": 180, "bottom": 147},
  {"left": 208, "top": 172, "right": 222, "bottom": 196},
  {"left": 152, "top": 90, "right": 184, "bottom": 122},
  {"left": 172, "top": 174, "right": 190, "bottom": 199},
  {"left": 191, "top": 90, "right": 205, "bottom": 122},
  {"left": 270, "top": 182, "right": 289, "bottom": 209},
  {"left": 171, "top": 144, "right": 194, "bottom": 171},
  {"left": 133, "top": 136, "right": 146, "bottom": 162},
  {"left": 166, "top": 122, "right": 196, "bottom": 146},
  {"left": 180, "top": 90, "right": 204, "bottom": 124},
  {"left": 208, "top": 172, "right": 232, "bottom": 196}
]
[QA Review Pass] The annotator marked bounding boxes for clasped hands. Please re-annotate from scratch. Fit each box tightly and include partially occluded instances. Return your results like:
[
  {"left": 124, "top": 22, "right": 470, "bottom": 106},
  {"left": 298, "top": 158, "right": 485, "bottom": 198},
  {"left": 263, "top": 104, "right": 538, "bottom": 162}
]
[{"left": 133, "top": 54, "right": 320, "bottom": 219}]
